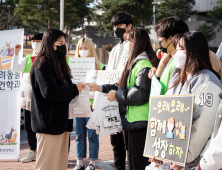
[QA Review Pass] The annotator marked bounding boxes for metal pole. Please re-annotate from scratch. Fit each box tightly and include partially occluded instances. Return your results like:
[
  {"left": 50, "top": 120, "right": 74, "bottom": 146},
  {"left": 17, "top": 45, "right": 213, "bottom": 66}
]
[
  {"left": 60, "top": 0, "right": 64, "bottom": 31},
  {"left": 153, "top": 4, "right": 156, "bottom": 51}
]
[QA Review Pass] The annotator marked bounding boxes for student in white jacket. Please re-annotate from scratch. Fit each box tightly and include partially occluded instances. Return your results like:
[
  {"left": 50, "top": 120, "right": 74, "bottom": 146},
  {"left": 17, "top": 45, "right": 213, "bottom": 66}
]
[
  {"left": 150, "top": 31, "right": 222, "bottom": 170},
  {"left": 106, "top": 12, "right": 133, "bottom": 170},
  {"left": 106, "top": 12, "right": 133, "bottom": 71}
]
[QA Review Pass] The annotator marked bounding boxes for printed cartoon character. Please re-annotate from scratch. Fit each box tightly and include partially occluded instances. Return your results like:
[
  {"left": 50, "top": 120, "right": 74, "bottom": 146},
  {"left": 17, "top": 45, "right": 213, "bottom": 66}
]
[
  {"left": 3, "top": 41, "right": 11, "bottom": 56},
  {"left": 166, "top": 117, "right": 174, "bottom": 139},
  {"left": 4, "top": 127, "right": 15, "bottom": 143},
  {"left": 9, "top": 133, "right": 17, "bottom": 143},
  {"left": 10, "top": 48, "right": 14, "bottom": 57},
  {"left": 179, "top": 125, "right": 186, "bottom": 140}
]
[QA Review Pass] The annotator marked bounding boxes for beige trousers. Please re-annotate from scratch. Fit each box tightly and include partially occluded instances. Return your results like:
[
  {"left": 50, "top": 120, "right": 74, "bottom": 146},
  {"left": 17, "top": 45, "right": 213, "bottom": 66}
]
[{"left": 34, "top": 132, "right": 69, "bottom": 170}]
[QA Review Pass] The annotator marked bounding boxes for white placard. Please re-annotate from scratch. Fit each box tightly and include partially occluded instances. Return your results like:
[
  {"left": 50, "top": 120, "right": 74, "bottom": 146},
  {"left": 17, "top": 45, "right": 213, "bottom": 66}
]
[
  {"left": 0, "top": 29, "right": 23, "bottom": 160},
  {"left": 97, "top": 70, "right": 122, "bottom": 85},
  {"left": 69, "top": 57, "right": 95, "bottom": 84}
]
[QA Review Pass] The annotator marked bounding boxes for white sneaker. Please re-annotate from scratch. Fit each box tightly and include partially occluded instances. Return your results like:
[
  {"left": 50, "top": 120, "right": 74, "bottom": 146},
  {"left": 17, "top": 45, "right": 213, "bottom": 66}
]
[
  {"left": 21, "top": 150, "right": 36, "bottom": 163},
  {"left": 86, "top": 164, "right": 95, "bottom": 170}
]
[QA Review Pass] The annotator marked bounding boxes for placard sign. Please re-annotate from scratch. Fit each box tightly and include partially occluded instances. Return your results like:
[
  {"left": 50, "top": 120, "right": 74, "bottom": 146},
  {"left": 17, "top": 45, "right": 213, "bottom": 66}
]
[
  {"left": 97, "top": 70, "right": 122, "bottom": 85},
  {"left": 143, "top": 94, "right": 194, "bottom": 167},
  {"left": 150, "top": 75, "right": 162, "bottom": 96},
  {"left": 69, "top": 57, "right": 95, "bottom": 84}
]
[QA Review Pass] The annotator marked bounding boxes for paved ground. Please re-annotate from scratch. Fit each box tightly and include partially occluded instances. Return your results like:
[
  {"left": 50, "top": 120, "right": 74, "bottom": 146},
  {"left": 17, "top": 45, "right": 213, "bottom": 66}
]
[{"left": 0, "top": 130, "right": 120, "bottom": 170}]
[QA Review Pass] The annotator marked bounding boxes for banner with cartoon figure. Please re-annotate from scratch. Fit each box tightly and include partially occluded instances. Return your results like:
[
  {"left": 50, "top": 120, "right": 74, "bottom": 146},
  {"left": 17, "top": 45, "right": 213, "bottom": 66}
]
[
  {"left": 143, "top": 94, "right": 194, "bottom": 167},
  {"left": 0, "top": 29, "right": 23, "bottom": 160}
]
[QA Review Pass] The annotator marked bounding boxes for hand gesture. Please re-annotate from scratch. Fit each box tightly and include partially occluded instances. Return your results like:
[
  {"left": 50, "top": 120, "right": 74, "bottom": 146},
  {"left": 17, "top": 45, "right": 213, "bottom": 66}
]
[
  {"left": 14, "top": 44, "right": 21, "bottom": 56},
  {"left": 170, "top": 162, "right": 181, "bottom": 170},
  {"left": 104, "top": 90, "right": 117, "bottom": 102},
  {"left": 76, "top": 83, "right": 84, "bottom": 92},
  {"left": 195, "top": 163, "right": 200, "bottom": 170},
  {"left": 148, "top": 157, "right": 163, "bottom": 167},
  {"left": 148, "top": 67, "right": 157, "bottom": 79},
  {"left": 84, "top": 83, "right": 100, "bottom": 91}
]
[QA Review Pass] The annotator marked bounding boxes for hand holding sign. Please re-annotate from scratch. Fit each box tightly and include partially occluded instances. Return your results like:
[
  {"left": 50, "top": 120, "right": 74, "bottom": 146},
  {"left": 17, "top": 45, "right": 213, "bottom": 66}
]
[
  {"left": 148, "top": 67, "right": 157, "bottom": 79},
  {"left": 170, "top": 162, "right": 181, "bottom": 170}
]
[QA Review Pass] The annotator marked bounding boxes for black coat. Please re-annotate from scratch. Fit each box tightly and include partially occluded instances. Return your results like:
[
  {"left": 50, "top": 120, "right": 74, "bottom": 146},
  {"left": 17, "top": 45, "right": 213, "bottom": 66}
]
[
  {"left": 101, "top": 67, "right": 151, "bottom": 130},
  {"left": 30, "top": 57, "right": 79, "bottom": 135}
]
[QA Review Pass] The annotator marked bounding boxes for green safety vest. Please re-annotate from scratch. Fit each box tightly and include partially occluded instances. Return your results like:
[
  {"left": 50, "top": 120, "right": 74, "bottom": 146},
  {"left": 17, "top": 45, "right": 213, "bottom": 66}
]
[
  {"left": 159, "top": 57, "right": 176, "bottom": 95},
  {"left": 23, "top": 55, "right": 70, "bottom": 73},
  {"left": 126, "top": 59, "right": 153, "bottom": 123},
  {"left": 24, "top": 54, "right": 34, "bottom": 73}
]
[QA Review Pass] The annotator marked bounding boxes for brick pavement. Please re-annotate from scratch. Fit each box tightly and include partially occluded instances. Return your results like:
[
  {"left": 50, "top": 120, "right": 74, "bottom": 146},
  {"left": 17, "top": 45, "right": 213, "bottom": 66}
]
[{"left": 0, "top": 135, "right": 119, "bottom": 170}]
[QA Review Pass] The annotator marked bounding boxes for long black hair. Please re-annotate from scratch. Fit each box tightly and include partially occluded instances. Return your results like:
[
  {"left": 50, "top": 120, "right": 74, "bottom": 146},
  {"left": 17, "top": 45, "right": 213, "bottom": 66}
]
[
  {"left": 119, "top": 27, "right": 159, "bottom": 89},
  {"left": 30, "top": 29, "right": 72, "bottom": 81},
  {"left": 172, "top": 31, "right": 220, "bottom": 88}
]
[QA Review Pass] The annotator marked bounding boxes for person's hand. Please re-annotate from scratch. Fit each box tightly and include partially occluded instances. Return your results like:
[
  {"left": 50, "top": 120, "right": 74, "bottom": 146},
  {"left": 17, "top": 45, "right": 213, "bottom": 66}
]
[
  {"left": 148, "top": 157, "right": 163, "bottom": 167},
  {"left": 104, "top": 90, "right": 116, "bottom": 102},
  {"left": 148, "top": 67, "right": 157, "bottom": 79},
  {"left": 170, "top": 162, "right": 181, "bottom": 170},
  {"left": 14, "top": 44, "right": 21, "bottom": 56},
  {"left": 84, "top": 83, "right": 100, "bottom": 91},
  {"left": 195, "top": 163, "right": 200, "bottom": 170},
  {"left": 76, "top": 83, "right": 84, "bottom": 92}
]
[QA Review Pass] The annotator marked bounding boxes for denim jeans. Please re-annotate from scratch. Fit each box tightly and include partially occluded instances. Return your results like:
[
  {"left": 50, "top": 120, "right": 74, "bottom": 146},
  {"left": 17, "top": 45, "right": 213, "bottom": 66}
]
[{"left": 74, "top": 117, "right": 99, "bottom": 160}]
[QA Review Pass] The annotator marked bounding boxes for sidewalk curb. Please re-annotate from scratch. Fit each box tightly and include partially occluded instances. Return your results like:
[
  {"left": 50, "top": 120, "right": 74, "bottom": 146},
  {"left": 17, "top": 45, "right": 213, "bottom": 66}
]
[{"left": 96, "top": 160, "right": 114, "bottom": 170}]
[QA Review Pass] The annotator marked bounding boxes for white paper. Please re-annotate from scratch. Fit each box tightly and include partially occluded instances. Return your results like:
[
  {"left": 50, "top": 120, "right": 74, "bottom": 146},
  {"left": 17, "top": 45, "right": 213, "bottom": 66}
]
[{"left": 69, "top": 57, "right": 95, "bottom": 84}]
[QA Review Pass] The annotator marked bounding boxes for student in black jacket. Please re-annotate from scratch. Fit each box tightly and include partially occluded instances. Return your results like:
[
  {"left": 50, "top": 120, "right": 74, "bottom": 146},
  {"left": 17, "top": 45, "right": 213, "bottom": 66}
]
[
  {"left": 85, "top": 28, "right": 159, "bottom": 170},
  {"left": 30, "top": 29, "right": 83, "bottom": 170}
]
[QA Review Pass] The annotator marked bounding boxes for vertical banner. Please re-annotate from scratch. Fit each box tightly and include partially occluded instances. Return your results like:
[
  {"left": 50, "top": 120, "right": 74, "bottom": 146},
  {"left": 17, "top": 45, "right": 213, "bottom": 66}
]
[
  {"left": 69, "top": 57, "right": 95, "bottom": 84},
  {"left": 143, "top": 95, "right": 194, "bottom": 167},
  {"left": 0, "top": 29, "right": 23, "bottom": 160}
]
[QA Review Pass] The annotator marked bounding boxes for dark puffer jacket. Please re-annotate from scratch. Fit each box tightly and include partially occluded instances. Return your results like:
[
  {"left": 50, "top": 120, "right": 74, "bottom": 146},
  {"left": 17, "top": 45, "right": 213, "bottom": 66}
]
[{"left": 101, "top": 60, "right": 152, "bottom": 130}]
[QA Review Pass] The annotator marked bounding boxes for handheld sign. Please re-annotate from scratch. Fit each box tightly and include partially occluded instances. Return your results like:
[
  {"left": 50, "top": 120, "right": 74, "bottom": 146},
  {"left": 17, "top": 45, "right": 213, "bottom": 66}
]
[
  {"left": 69, "top": 57, "right": 95, "bottom": 84},
  {"left": 143, "top": 94, "right": 194, "bottom": 167},
  {"left": 150, "top": 76, "right": 162, "bottom": 96},
  {"left": 97, "top": 70, "right": 122, "bottom": 85}
]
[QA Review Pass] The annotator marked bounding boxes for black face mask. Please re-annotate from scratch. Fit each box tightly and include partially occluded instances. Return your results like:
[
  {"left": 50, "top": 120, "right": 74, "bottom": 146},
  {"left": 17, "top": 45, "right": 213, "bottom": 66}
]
[
  {"left": 158, "top": 38, "right": 171, "bottom": 53},
  {"left": 114, "top": 27, "right": 126, "bottom": 39},
  {"left": 55, "top": 44, "right": 67, "bottom": 57}
]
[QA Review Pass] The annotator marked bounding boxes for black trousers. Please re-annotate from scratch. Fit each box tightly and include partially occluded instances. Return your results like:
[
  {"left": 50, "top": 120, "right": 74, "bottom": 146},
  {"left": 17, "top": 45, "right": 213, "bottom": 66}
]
[
  {"left": 24, "top": 109, "right": 37, "bottom": 151},
  {"left": 128, "top": 128, "right": 150, "bottom": 170},
  {"left": 110, "top": 131, "right": 127, "bottom": 170}
]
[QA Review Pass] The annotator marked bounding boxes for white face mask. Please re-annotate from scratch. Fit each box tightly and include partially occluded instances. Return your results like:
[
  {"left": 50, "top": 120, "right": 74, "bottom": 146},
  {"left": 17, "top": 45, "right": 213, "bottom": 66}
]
[
  {"left": 174, "top": 51, "right": 187, "bottom": 69},
  {"left": 79, "top": 50, "right": 89, "bottom": 58},
  {"left": 32, "top": 42, "right": 41, "bottom": 53}
]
